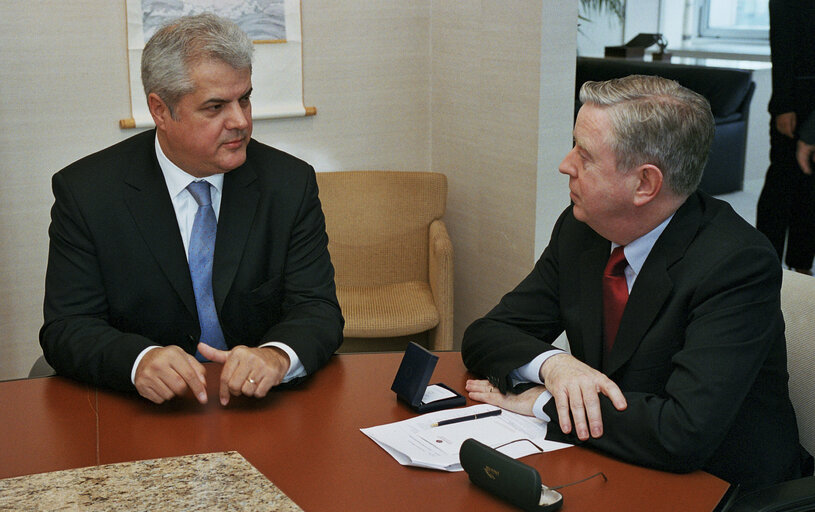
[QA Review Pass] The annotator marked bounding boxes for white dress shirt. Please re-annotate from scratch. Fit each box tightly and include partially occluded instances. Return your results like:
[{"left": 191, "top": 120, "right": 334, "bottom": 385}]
[
  {"left": 514, "top": 214, "right": 674, "bottom": 421},
  {"left": 130, "top": 136, "right": 305, "bottom": 384}
]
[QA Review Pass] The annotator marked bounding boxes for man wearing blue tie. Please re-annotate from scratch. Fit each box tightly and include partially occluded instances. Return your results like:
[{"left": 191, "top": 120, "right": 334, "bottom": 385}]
[
  {"left": 40, "top": 14, "right": 343, "bottom": 406},
  {"left": 461, "top": 75, "right": 812, "bottom": 490}
]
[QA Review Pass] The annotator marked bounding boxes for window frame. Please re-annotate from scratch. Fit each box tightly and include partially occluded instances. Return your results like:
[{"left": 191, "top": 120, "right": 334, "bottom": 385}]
[{"left": 697, "top": 0, "right": 769, "bottom": 40}]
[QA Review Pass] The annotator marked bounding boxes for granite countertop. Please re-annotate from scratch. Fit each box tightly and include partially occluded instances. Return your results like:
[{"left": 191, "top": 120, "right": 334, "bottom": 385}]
[{"left": 0, "top": 451, "right": 302, "bottom": 511}]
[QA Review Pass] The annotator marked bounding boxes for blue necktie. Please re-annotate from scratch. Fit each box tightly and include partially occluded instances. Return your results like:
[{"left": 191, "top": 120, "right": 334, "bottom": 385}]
[{"left": 187, "top": 181, "right": 227, "bottom": 361}]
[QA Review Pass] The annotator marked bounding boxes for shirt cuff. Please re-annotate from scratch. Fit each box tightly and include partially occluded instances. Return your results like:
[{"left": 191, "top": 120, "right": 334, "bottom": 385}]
[
  {"left": 259, "top": 341, "right": 306, "bottom": 382},
  {"left": 131, "top": 345, "right": 161, "bottom": 385},
  {"left": 511, "top": 349, "right": 566, "bottom": 385},
  {"left": 532, "top": 389, "right": 553, "bottom": 422}
]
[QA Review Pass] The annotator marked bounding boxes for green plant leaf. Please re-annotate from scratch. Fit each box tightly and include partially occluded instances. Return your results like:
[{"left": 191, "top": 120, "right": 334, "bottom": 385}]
[{"left": 579, "top": 0, "right": 625, "bottom": 22}]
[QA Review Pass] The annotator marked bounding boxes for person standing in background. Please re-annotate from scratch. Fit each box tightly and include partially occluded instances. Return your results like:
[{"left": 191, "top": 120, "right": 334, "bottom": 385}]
[{"left": 756, "top": 0, "right": 815, "bottom": 275}]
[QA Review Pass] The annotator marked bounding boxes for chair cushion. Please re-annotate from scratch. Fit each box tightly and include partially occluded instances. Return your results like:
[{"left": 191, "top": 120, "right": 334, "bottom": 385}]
[{"left": 338, "top": 281, "right": 440, "bottom": 338}]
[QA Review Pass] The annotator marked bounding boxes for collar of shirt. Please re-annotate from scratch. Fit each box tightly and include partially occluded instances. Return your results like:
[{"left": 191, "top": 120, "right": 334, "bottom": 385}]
[
  {"left": 154, "top": 134, "right": 224, "bottom": 218},
  {"left": 611, "top": 213, "right": 674, "bottom": 292}
]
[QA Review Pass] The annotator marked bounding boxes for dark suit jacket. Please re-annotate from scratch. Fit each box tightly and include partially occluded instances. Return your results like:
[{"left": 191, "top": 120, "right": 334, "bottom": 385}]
[
  {"left": 801, "top": 114, "right": 815, "bottom": 145},
  {"left": 462, "top": 192, "right": 812, "bottom": 490},
  {"left": 768, "top": 0, "right": 815, "bottom": 118},
  {"left": 40, "top": 130, "right": 343, "bottom": 391}
]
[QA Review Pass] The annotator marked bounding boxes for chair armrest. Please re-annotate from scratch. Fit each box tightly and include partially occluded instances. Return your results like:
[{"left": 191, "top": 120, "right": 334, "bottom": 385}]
[
  {"left": 428, "top": 219, "right": 454, "bottom": 350},
  {"left": 726, "top": 476, "right": 815, "bottom": 512}
]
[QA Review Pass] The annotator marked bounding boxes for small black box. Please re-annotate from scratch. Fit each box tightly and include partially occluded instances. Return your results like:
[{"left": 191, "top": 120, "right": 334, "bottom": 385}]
[
  {"left": 605, "top": 33, "right": 662, "bottom": 60},
  {"left": 604, "top": 45, "right": 645, "bottom": 59},
  {"left": 391, "top": 342, "right": 466, "bottom": 413}
]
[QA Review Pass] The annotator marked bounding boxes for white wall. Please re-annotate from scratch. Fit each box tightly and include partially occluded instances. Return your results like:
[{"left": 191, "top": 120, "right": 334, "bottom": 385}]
[
  {"left": 577, "top": 0, "right": 663, "bottom": 56},
  {"left": 0, "top": 1, "right": 578, "bottom": 380},
  {"left": 0, "top": 2, "right": 133, "bottom": 381},
  {"left": 536, "top": 3, "right": 577, "bottom": 258},
  {"left": 577, "top": 2, "right": 624, "bottom": 57},
  {"left": 745, "top": 67, "right": 771, "bottom": 185},
  {"left": 623, "top": 0, "right": 661, "bottom": 43},
  {"left": 430, "top": 1, "right": 577, "bottom": 342}
]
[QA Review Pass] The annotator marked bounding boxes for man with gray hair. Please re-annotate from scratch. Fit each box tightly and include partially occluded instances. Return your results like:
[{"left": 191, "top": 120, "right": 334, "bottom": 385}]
[
  {"left": 41, "top": 13, "right": 343, "bottom": 406},
  {"left": 462, "top": 75, "right": 812, "bottom": 490}
]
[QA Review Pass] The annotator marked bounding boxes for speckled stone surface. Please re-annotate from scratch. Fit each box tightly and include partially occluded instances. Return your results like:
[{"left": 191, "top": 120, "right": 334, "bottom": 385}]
[{"left": 0, "top": 451, "right": 302, "bottom": 511}]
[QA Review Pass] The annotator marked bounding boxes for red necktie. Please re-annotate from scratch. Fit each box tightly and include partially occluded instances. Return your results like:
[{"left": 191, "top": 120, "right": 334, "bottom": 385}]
[{"left": 603, "top": 246, "right": 628, "bottom": 354}]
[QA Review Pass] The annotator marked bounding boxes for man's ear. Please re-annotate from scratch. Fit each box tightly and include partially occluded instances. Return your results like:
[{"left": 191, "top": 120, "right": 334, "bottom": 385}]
[
  {"left": 632, "top": 164, "right": 663, "bottom": 207},
  {"left": 147, "top": 93, "right": 171, "bottom": 130}
]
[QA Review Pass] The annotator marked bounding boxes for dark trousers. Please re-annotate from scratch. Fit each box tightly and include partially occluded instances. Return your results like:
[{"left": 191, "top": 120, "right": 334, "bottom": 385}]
[{"left": 757, "top": 117, "right": 815, "bottom": 269}]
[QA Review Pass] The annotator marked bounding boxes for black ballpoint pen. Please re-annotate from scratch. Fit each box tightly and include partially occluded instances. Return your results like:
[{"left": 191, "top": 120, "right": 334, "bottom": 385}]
[{"left": 430, "top": 409, "right": 502, "bottom": 427}]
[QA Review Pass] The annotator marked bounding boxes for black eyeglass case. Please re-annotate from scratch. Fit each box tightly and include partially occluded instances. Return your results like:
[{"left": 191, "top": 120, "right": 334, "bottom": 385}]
[{"left": 460, "top": 438, "right": 563, "bottom": 512}]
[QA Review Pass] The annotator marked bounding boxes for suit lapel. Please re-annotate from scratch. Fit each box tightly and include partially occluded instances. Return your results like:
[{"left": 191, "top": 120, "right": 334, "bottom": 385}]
[
  {"left": 579, "top": 239, "right": 609, "bottom": 370},
  {"left": 122, "top": 134, "right": 197, "bottom": 317},
  {"left": 604, "top": 193, "right": 704, "bottom": 375},
  {"left": 213, "top": 161, "right": 260, "bottom": 310}
]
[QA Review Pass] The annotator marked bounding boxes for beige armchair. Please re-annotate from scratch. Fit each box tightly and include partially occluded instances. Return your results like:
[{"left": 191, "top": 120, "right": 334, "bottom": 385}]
[
  {"left": 780, "top": 269, "right": 815, "bottom": 457},
  {"left": 316, "top": 171, "right": 453, "bottom": 350},
  {"left": 726, "top": 270, "right": 815, "bottom": 511}
]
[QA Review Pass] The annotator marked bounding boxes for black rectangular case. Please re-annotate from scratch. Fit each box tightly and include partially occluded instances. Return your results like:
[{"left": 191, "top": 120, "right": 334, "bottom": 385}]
[
  {"left": 460, "top": 438, "right": 563, "bottom": 512},
  {"left": 391, "top": 342, "right": 465, "bottom": 412}
]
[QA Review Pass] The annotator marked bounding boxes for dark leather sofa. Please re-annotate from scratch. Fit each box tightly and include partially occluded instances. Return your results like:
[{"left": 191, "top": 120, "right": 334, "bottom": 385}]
[{"left": 575, "top": 56, "right": 756, "bottom": 195}]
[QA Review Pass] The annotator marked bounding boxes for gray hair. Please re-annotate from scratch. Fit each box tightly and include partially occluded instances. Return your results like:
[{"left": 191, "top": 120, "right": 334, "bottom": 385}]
[
  {"left": 141, "top": 13, "right": 254, "bottom": 117},
  {"left": 579, "top": 75, "right": 714, "bottom": 197}
]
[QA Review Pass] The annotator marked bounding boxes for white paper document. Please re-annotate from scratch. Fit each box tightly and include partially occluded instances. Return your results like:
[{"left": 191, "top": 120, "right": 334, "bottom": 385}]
[
  {"left": 360, "top": 404, "right": 572, "bottom": 471},
  {"left": 421, "top": 384, "right": 457, "bottom": 403}
]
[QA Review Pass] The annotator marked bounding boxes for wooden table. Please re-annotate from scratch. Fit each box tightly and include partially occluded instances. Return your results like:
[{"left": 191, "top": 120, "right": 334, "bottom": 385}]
[{"left": 0, "top": 352, "right": 729, "bottom": 511}]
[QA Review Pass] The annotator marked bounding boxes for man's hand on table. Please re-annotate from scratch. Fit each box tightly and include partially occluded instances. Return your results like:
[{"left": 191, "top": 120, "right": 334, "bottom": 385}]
[
  {"left": 540, "top": 353, "right": 627, "bottom": 441},
  {"left": 465, "top": 379, "right": 546, "bottom": 416},
  {"left": 134, "top": 343, "right": 291, "bottom": 406},
  {"left": 197, "top": 343, "right": 291, "bottom": 406},
  {"left": 134, "top": 345, "right": 208, "bottom": 404}
]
